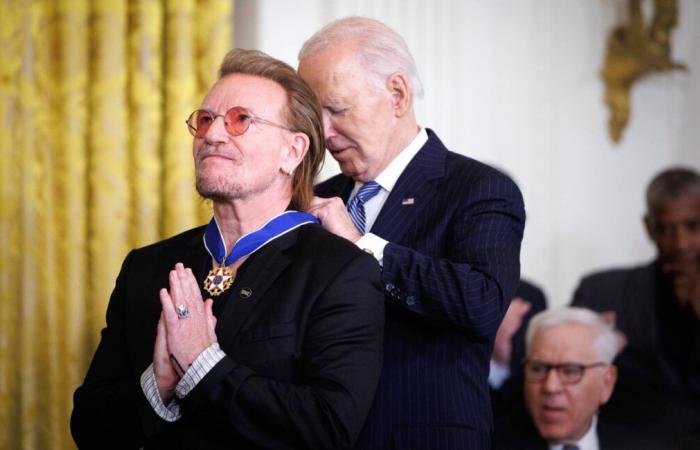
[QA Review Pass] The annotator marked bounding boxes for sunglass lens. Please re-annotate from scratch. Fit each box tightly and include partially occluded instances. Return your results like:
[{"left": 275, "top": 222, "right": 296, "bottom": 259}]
[
  {"left": 193, "top": 111, "right": 214, "bottom": 137},
  {"left": 225, "top": 107, "right": 251, "bottom": 136}
]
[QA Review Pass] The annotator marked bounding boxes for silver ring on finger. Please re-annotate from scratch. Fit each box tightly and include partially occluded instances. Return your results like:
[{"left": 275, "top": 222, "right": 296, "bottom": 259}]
[{"left": 176, "top": 304, "right": 190, "bottom": 319}]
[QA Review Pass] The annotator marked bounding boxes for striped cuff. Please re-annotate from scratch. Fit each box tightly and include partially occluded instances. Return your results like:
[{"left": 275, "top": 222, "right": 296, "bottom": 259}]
[
  {"left": 175, "top": 342, "right": 226, "bottom": 399},
  {"left": 140, "top": 364, "right": 181, "bottom": 422}
]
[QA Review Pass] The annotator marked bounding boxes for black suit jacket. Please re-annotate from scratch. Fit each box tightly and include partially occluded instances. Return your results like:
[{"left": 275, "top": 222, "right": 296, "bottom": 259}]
[
  {"left": 315, "top": 130, "right": 525, "bottom": 449},
  {"left": 71, "top": 224, "right": 385, "bottom": 449},
  {"left": 572, "top": 262, "right": 700, "bottom": 448},
  {"left": 493, "top": 404, "right": 663, "bottom": 450}
]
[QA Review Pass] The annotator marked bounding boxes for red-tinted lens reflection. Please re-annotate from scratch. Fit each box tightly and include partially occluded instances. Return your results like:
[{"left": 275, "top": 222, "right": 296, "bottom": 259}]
[{"left": 186, "top": 107, "right": 252, "bottom": 138}]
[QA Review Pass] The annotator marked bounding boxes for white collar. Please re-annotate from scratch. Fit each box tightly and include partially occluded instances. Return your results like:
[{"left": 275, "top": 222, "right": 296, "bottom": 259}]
[
  {"left": 549, "top": 415, "right": 598, "bottom": 450},
  {"left": 372, "top": 127, "right": 428, "bottom": 192}
]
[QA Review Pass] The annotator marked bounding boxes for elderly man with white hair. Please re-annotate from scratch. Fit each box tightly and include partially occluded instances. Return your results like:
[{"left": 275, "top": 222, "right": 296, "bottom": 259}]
[
  {"left": 493, "top": 307, "right": 668, "bottom": 450},
  {"left": 299, "top": 16, "right": 525, "bottom": 450}
]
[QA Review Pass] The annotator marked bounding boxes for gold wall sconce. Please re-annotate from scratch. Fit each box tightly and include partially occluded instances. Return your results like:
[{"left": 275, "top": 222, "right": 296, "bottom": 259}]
[{"left": 601, "top": 0, "right": 687, "bottom": 143}]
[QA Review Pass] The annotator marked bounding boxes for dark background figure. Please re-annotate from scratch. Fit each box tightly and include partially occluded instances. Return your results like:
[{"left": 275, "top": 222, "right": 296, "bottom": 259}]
[
  {"left": 299, "top": 16, "right": 525, "bottom": 450},
  {"left": 572, "top": 167, "right": 700, "bottom": 448},
  {"left": 494, "top": 307, "right": 658, "bottom": 450},
  {"left": 489, "top": 279, "right": 547, "bottom": 419}
]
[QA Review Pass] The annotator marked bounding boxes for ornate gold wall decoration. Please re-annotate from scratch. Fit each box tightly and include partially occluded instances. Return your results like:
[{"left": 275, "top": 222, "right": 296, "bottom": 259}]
[{"left": 601, "top": 0, "right": 687, "bottom": 142}]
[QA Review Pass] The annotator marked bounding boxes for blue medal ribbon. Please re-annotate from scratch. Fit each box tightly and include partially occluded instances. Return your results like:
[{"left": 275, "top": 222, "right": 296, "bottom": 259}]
[
  {"left": 202, "top": 210, "right": 318, "bottom": 296},
  {"left": 203, "top": 210, "right": 319, "bottom": 267}
]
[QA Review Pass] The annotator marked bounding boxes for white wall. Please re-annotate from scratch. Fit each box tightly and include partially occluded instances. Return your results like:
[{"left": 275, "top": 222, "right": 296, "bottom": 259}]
[{"left": 234, "top": 0, "right": 700, "bottom": 307}]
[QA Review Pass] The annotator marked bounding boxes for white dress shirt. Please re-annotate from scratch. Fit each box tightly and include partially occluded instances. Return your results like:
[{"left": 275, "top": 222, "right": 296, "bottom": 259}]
[
  {"left": 352, "top": 127, "right": 428, "bottom": 264},
  {"left": 549, "top": 415, "right": 599, "bottom": 450}
]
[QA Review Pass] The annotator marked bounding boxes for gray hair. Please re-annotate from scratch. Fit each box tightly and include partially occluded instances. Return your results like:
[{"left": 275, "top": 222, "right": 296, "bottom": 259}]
[
  {"left": 646, "top": 166, "right": 700, "bottom": 214},
  {"left": 298, "top": 16, "right": 424, "bottom": 99},
  {"left": 525, "top": 307, "right": 621, "bottom": 363}
]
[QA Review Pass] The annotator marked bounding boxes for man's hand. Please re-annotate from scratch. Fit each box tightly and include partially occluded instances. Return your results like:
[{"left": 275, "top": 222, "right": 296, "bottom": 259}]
[
  {"left": 664, "top": 258, "right": 700, "bottom": 320},
  {"left": 600, "top": 310, "right": 628, "bottom": 353},
  {"left": 308, "top": 196, "right": 363, "bottom": 242},
  {"left": 153, "top": 312, "right": 179, "bottom": 402},
  {"left": 159, "top": 263, "right": 218, "bottom": 370},
  {"left": 492, "top": 297, "right": 531, "bottom": 366}
]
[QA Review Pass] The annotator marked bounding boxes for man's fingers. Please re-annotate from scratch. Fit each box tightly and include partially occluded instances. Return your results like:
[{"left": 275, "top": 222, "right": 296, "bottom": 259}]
[
  {"left": 308, "top": 196, "right": 331, "bottom": 213},
  {"left": 204, "top": 299, "right": 218, "bottom": 342},
  {"left": 510, "top": 298, "right": 532, "bottom": 318},
  {"left": 181, "top": 266, "right": 205, "bottom": 315},
  {"left": 160, "top": 288, "right": 178, "bottom": 326},
  {"left": 169, "top": 264, "right": 186, "bottom": 307}
]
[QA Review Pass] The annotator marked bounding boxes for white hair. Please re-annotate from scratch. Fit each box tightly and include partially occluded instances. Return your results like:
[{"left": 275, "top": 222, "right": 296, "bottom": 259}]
[
  {"left": 525, "top": 307, "right": 621, "bottom": 363},
  {"left": 298, "top": 16, "right": 424, "bottom": 99}
]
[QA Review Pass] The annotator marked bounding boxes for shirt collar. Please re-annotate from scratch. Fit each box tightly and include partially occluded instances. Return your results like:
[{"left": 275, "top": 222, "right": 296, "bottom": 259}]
[
  {"left": 372, "top": 127, "right": 428, "bottom": 192},
  {"left": 549, "top": 415, "right": 598, "bottom": 450}
]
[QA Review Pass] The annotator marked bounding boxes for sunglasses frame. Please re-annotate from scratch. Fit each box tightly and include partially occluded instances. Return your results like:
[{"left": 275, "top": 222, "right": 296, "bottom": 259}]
[
  {"left": 186, "top": 106, "right": 293, "bottom": 138},
  {"left": 522, "top": 358, "right": 608, "bottom": 385}
]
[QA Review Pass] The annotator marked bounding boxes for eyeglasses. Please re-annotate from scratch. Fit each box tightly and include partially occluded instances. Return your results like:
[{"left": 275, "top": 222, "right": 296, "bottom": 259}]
[
  {"left": 523, "top": 359, "right": 608, "bottom": 385},
  {"left": 185, "top": 106, "right": 293, "bottom": 138}
]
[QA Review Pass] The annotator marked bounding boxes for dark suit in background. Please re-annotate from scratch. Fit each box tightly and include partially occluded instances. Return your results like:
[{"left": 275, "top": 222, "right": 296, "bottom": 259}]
[
  {"left": 572, "top": 262, "right": 700, "bottom": 448},
  {"left": 490, "top": 279, "right": 548, "bottom": 419},
  {"left": 316, "top": 130, "right": 525, "bottom": 449},
  {"left": 71, "top": 225, "right": 384, "bottom": 449},
  {"left": 493, "top": 403, "right": 666, "bottom": 450}
]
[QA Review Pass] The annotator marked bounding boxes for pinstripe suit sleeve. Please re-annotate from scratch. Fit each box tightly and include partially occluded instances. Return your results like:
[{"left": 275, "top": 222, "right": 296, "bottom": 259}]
[{"left": 381, "top": 169, "right": 525, "bottom": 341}]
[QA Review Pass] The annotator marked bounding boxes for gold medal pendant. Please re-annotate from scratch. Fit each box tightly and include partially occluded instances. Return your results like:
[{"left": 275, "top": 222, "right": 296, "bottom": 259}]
[{"left": 203, "top": 265, "right": 234, "bottom": 296}]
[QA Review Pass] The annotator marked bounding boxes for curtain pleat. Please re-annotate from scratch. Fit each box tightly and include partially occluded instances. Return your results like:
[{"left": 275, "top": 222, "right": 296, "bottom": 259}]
[
  {"left": 89, "top": 0, "right": 130, "bottom": 335},
  {"left": 1, "top": 4, "right": 25, "bottom": 449},
  {"left": 128, "top": 0, "right": 163, "bottom": 247},
  {"left": 55, "top": 3, "right": 90, "bottom": 450},
  {"left": 0, "top": 1, "right": 232, "bottom": 448},
  {"left": 163, "top": 0, "right": 200, "bottom": 237}
]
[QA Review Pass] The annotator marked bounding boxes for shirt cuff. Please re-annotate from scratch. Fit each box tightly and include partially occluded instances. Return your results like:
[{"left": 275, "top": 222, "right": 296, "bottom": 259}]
[
  {"left": 355, "top": 233, "right": 388, "bottom": 266},
  {"left": 140, "top": 364, "right": 181, "bottom": 422},
  {"left": 175, "top": 342, "right": 226, "bottom": 399},
  {"left": 488, "top": 359, "right": 511, "bottom": 389}
]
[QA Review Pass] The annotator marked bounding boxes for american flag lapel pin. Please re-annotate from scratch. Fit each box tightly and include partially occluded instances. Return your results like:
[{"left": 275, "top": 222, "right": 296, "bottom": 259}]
[{"left": 401, "top": 197, "right": 415, "bottom": 205}]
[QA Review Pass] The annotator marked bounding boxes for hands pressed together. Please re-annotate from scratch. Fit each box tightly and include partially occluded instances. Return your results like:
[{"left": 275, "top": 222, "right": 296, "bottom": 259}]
[{"left": 153, "top": 263, "right": 218, "bottom": 402}]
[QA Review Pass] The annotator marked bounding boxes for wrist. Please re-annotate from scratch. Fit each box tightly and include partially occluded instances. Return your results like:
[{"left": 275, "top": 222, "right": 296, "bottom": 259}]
[{"left": 158, "top": 385, "right": 175, "bottom": 403}]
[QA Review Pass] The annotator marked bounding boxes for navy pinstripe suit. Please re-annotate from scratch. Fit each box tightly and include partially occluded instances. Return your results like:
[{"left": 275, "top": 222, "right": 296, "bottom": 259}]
[{"left": 315, "top": 129, "right": 525, "bottom": 449}]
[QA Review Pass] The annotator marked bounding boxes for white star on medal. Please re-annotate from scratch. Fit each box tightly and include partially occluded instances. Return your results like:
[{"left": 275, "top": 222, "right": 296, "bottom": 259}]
[{"left": 203, "top": 265, "right": 234, "bottom": 296}]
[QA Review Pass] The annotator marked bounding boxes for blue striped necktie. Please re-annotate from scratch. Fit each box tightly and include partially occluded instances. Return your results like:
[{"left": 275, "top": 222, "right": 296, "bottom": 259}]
[{"left": 347, "top": 181, "right": 381, "bottom": 234}]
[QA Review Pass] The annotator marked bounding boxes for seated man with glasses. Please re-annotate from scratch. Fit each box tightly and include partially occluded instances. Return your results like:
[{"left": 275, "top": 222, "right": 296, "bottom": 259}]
[
  {"left": 71, "top": 49, "right": 384, "bottom": 450},
  {"left": 494, "top": 307, "right": 659, "bottom": 450}
]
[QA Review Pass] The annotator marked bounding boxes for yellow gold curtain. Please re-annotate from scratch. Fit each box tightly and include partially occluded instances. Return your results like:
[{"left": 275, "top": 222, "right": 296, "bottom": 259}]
[{"left": 0, "top": 1, "right": 233, "bottom": 448}]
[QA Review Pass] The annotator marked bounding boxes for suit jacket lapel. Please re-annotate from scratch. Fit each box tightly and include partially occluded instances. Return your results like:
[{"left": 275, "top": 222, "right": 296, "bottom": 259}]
[
  {"left": 215, "top": 229, "right": 296, "bottom": 350},
  {"left": 371, "top": 131, "right": 446, "bottom": 243},
  {"left": 318, "top": 175, "right": 355, "bottom": 202}
]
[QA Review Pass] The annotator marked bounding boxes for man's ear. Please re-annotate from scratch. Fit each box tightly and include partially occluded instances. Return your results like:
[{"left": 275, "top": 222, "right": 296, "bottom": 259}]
[
  {"left": 599, "top": 365, "right": 618, "bottom": 405},
  {"left": 387, "top": 72, "right": 412, "bottom": 117},
  {"left": 284, "top": 132, "right": 309, "bottom": 172}
]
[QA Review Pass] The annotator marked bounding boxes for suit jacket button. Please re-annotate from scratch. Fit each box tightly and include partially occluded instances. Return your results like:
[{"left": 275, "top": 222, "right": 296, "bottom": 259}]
[
  {"left": 405, "top": 295, "right": 416, "bottom": 306},
  {"left": 385, "top": 283, "right": 395, "bottom": 293}
]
